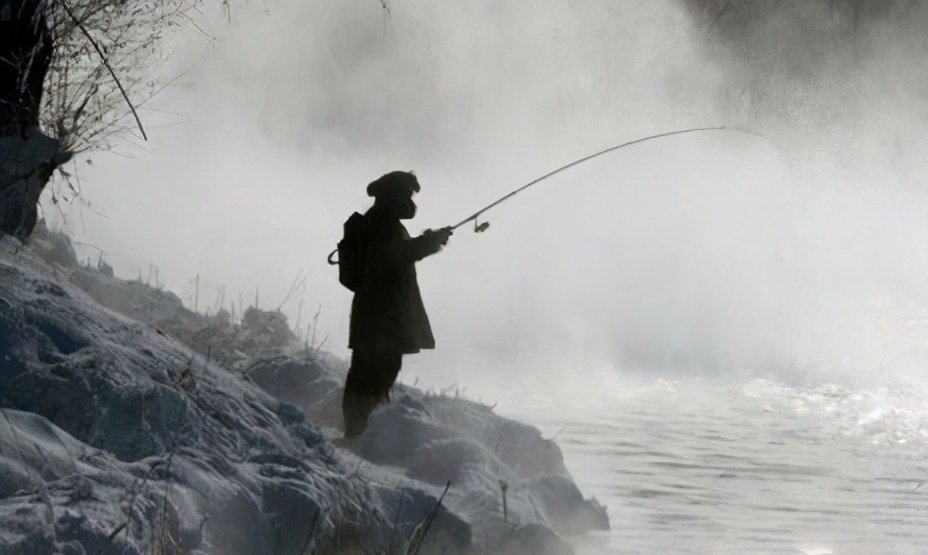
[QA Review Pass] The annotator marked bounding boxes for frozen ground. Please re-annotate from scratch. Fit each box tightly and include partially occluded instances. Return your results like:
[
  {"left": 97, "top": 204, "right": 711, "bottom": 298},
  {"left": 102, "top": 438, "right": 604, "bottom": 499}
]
[{"left": 0, "top": 228, "right": 607, "bottom": 555}]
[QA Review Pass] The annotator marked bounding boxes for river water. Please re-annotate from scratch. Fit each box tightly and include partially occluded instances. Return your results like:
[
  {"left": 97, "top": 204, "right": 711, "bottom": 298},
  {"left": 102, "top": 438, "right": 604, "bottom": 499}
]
[{"left": 501, "top": 378, "right": 928, "bottom": 555}]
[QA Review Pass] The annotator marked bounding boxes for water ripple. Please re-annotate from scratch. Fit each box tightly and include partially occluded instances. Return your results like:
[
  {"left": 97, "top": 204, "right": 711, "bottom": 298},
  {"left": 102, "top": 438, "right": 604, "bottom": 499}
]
[{"left": 502, "top": 378, "right": 928, "bottom": 555}]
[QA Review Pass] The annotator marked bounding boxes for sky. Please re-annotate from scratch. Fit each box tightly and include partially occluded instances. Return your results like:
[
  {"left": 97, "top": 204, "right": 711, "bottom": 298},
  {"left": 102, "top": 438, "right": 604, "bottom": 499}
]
[{"left": 42, "top": 0, "right": 928, "bottom": 394}]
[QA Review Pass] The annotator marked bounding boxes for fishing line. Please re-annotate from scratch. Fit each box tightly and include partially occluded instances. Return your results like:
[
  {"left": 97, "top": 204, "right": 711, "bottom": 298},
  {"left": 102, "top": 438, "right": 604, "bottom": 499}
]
[{"left": 451, "top": 126, "right": 747, "bottom": 233}]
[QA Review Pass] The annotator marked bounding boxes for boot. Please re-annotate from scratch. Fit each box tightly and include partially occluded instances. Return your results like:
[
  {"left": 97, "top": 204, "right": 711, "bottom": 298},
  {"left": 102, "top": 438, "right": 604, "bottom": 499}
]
[{"left": 341, "top": 387, "right": 380, "bottom": 438}]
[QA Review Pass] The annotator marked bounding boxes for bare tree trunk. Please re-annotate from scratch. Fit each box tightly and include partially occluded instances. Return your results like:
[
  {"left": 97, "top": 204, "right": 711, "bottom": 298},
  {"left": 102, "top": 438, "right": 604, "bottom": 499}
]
[
  {"left": 0, "top": 0, "right": 53, "bottom": 135},
  {"left": 0, "top": 0, "right": 62, "bottom": 239},
  {"left": 0, "top": 132, "right": 63, "bottom": 238}
]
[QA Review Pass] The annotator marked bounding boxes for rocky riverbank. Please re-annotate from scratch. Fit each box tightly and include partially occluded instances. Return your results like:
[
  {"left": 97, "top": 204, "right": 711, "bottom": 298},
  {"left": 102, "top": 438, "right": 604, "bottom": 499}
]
[{"left": 0, "top": 227, "right": 607, "bottom": 555}]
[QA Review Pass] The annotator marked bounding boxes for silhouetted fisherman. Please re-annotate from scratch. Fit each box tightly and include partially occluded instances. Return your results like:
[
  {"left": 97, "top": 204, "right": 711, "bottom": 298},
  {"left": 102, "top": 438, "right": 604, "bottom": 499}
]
[{"left": 343, "top": 171, "right": 452, "bottom": 438}]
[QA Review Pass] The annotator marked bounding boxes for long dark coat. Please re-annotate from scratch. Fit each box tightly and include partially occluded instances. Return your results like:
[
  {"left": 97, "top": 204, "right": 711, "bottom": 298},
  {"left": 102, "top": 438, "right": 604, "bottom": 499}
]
[{"left": 348, "top": 205, "right": 439, "bottom": 354}]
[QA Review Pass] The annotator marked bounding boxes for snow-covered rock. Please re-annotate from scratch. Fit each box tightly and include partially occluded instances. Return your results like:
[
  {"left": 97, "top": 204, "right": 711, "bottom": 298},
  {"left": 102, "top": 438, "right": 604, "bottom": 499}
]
[{"left": 0, "top": 231, "right": 608, "bottom": 554}]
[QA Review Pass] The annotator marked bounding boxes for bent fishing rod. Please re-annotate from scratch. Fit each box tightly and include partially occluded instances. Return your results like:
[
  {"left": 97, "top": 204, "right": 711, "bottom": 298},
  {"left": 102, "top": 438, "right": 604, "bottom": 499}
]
[
  {"left": 329, "top": 125, "right": 743, "bottom": 264},
  {"left": 450, "top": 126, "right": 726, "bottom": 234}
]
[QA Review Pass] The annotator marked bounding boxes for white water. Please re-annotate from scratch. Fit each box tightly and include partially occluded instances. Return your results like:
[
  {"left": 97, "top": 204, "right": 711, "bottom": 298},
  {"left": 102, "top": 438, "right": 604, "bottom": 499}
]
[{"left": 502, "top": 378, "right": 928, "bottom": 555}]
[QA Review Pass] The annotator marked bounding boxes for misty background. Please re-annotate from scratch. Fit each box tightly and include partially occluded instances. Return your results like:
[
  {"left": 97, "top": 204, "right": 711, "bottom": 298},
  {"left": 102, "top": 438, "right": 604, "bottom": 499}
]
[{"left": 40, "top": 0, "right": 928, "bottom": 395}]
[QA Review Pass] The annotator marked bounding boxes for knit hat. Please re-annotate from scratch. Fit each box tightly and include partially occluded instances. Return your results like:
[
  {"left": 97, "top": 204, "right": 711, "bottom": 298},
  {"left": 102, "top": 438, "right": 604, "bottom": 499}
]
[{"left": 366, "top": 171, "right": 420, "bottom": 199}]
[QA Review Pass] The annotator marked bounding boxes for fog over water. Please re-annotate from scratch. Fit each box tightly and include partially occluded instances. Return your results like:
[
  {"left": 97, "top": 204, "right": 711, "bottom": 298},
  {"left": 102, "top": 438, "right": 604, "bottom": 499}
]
[{"left": 42, "top": 0, "right": 928, "bottom": 394}]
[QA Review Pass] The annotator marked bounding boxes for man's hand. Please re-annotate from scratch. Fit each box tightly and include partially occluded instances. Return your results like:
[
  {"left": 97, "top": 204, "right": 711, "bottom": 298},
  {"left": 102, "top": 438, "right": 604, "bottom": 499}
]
[
  {"left": 432, "top": 227, "right": 453, "bottom": 245},
  {"left": 422, "top": 227, "right": 453, "bottom": 250}
]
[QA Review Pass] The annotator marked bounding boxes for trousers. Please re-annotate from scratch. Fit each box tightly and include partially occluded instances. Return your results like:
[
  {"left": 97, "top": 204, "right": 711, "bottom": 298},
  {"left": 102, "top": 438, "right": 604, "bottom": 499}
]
[{"left": 341, "top": 349, "right": 402, "bottom": 438}]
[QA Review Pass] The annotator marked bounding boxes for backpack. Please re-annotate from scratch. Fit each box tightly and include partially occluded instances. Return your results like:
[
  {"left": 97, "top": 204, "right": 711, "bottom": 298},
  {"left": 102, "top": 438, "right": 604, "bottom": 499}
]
[{"left": 328, "top": 212, "right": 369, "bottom": 292}]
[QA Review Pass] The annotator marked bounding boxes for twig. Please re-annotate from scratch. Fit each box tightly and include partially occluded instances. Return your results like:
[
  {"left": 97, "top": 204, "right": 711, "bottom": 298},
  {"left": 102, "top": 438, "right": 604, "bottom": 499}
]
[
  {"left": 298, "top": 509, "right": 321, "bottom": 555},
  {"left": 102, "top": 522, "right": 127, "bottom": 544},
  {"left": 309, "top": 304, "right": 321, "bottom": 351},
  {"left": 156, "top": 448, "right": 177, "bottom": 555},
  {"left": 59, "top": 0, "right": 148, "bottom": 141},
  {"left": 96, "top": 457, "right": 165, "bottom": 554},
  {"left": 386, "top": 493, "right": 406, "bottom": 555},
  {"left": 499, "top": 480, "right": 509, "bottom": 524},
  {"left": 240, "top": 354, "right": 289, "bottom": 377},
  {"left": 312, "top": 336, "right": 328, "bottom": 360},
  {"left": 180, "top": 11, "right": 217, "bottom": 41},
  {"left": 410, "top": 481, "right": 451, "bottom": 555},
  {"left": 276, "top": 268, "right": 306, "bottom": 312}
]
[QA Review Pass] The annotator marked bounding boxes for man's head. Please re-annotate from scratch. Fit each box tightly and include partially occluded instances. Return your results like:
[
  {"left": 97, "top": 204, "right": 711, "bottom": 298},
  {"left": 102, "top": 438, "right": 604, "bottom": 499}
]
[{"left": 367, "top": 170, "right": 420, "bottom": 219}]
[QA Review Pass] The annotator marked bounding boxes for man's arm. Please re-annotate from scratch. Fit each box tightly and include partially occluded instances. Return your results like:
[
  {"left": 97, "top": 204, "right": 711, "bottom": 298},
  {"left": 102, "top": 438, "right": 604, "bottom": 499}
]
[{"left": 367, "top": 228, "right": 452, "bottom": 269}]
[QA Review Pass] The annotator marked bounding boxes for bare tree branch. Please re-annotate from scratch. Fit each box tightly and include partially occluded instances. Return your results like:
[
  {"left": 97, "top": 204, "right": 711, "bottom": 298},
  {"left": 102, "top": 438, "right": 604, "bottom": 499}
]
[{"left": 58, "top": 0, "right": 148, "bottom": 141}]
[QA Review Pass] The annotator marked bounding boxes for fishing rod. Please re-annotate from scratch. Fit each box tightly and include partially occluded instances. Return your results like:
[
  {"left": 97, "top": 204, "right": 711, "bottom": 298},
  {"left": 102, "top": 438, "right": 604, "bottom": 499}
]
[
  {"left": 450, "top": 126, "right": 726, "bottom": 234},
  {"left": 329, "top": 126, "right": 743, "bottom": 265}
]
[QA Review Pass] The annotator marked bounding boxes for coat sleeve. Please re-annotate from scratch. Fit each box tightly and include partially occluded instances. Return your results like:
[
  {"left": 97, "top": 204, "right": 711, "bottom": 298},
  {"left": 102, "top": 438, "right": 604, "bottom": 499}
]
[{"left": 367, "top": 227, "right": 442, "bottom": 270}]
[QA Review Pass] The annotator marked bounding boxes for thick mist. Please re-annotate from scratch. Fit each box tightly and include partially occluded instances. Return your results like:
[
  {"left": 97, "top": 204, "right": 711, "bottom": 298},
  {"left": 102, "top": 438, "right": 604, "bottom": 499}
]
[
  {"left": 684, "top": 0, "right": 928, "bottom": 183},
  {"left": 42, "top": 0, "right": 928, "bottom": 394}
]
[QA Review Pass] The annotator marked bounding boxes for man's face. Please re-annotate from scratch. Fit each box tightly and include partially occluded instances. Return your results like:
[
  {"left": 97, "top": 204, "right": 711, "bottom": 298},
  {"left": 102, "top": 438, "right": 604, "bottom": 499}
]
[
  {"left": 397, "top": 193, "right": 417, "bottom": 220},
  {"left": 383, "top": 191, "right": 417, "bottom": 220}
]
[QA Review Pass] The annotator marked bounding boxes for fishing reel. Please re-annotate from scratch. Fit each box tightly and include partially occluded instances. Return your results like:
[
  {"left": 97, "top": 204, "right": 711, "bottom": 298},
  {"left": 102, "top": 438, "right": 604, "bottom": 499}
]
[{"left": 474, "top": 217, "right": 490, "bottom": 233}]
